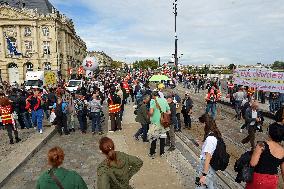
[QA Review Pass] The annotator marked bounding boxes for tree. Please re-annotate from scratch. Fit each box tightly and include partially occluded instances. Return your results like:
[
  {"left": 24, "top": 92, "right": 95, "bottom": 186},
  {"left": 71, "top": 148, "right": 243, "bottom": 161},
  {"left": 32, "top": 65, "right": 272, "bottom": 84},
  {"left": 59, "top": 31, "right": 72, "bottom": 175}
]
[
  {"left": 110, "top": 60, "right": 123, "bottom": 69},
  {"left": 271, "top": 61, "right": 284, "bottom": 70},
  {"left": 133, "top": 59, "right": 158, "bottom": 70},
  {"left": 228, "top": 64, "right": 236, "bottom": 70}
]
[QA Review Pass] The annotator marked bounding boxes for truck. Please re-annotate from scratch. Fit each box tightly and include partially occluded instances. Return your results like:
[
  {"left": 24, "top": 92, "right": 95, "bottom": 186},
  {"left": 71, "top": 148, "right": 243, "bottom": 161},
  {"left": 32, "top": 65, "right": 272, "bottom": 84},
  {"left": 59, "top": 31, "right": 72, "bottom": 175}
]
[{"left": 25, "top": 71, "right": 57, "bottom": 90}]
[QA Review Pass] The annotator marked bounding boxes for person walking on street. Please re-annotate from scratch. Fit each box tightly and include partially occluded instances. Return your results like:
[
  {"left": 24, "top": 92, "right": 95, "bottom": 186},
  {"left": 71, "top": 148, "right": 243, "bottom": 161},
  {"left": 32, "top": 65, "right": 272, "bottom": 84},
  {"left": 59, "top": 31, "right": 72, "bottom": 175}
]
[
  {"left": 74, "top": 93, "right": 88, "bottom": 134},
  {"left": 54, "top": 97, "right": 69, "bottom": 135},
  {"left": 174, "top": 93, "right": 182, "bottom": 132},
  {"left": 134, "top": 95, "right": 150, "bottom": 142},
  {"left": 88, "top": 92, "right": 103, "bottom": 135},
  {"left": 182, "top": 92, "right": 193, "bottom": 130},
  {"left": 26, "top": 90, "right": 44, "bottom": 134},
  {"left": 233, "top": 87, "right": 246, "bottom": 120},
  {"left": 108, "top": 87, "right": 122, "bottom": 132},
  {"left": 97, "top": 137, "right": 143, "bottom": 189},
  {"left": 195, "top": 114, "right": 222, "bottom": 189},
  {"left": 36, "top": 146, "right": 88, "bottom": 189},
  {"left": 166, "top": 94, "right": 176, "bottom": 151},
  {"left": 205, "top": 86, "right": 221, "bottom": 120},
  {"left": 148, "top": 91, "right": 171, "bottom": 158},
  {"left": 246, "top": 122, "right": 284, "bottom": 189},
  {"left": 0, "top": 97, "right": 21, "bottom": 144},
  {"left": 241, "top": 102, "right": 263, "bottom": 149}
]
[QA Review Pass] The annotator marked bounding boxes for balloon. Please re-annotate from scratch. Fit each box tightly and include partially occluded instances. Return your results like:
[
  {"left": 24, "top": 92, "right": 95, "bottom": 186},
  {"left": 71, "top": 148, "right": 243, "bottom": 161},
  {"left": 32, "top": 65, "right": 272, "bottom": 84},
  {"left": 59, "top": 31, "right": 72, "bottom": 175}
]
[{"left": 82, "top": 57, "right": 99, "bottom": 71}]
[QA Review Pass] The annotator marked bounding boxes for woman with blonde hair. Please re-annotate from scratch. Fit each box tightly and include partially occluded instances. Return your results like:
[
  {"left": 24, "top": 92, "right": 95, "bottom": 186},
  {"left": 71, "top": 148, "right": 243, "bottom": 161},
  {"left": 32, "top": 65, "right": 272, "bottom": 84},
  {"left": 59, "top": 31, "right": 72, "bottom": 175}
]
[
  {"left": 97, "top": 137, "right": 143, "bottom": 189},
  {"left": 36, "top": 146, "right": 87, "bottom": 189}
]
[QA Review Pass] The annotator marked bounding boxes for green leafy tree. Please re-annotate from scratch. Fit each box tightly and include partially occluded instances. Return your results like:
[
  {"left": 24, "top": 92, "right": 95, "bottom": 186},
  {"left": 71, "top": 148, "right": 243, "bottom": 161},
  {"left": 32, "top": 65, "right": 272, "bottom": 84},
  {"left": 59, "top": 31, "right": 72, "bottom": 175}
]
[
  {"left": 133, "top": 59, "right": 158, "bottom": 70},
  {"left": 271, "top": 61, "right": 284, "bottom": 70},
  {"left": 228, "top": 64, "right": 236, "bottom": 70}
]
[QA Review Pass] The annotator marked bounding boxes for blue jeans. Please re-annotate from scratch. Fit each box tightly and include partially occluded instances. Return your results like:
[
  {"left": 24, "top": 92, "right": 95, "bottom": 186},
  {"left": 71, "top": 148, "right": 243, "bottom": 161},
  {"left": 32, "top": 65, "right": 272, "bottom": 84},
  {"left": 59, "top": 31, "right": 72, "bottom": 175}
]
[
  {"left": 196, "top": 159, "right": 216, "bottom": 189},
  {"left": 135, "top": 123, "right": 149, "bottom": 141},
  {"left": 77, "top": 111, "right": 87, "bottom": 132},
  {"left": 91, "top": 112, "right": 101, "bottom": 132},
  {"left": 205, "top": 103, "right": 217, "bottom": 120},
  {"left": 31, "top": 109, "right": 44, "bottom": 131}
]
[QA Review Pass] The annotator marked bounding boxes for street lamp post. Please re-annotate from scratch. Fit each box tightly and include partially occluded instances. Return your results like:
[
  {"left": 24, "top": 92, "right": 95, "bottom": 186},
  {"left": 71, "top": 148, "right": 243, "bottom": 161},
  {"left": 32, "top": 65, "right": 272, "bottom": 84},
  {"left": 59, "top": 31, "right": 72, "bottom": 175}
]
[{"left": 173, "top": 0, "right": 178, "bottom": 71}]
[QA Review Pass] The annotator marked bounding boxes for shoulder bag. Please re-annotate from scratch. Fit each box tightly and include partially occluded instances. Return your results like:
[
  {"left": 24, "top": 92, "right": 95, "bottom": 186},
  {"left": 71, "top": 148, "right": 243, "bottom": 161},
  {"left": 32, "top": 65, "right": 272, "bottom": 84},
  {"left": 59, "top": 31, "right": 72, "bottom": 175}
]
[
  {"left": 48, "top": 169, "right": 65, "bottom": 189},
  {"left": 155, "top": 99, "right": 170, "bottom": 128}
]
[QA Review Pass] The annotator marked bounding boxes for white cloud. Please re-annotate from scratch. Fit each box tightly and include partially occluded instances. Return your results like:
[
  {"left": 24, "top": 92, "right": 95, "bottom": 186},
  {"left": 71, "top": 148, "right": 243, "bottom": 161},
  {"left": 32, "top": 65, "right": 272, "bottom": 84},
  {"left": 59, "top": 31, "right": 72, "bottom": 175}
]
[{"left": 50, "top": 0, "right": 284, "bottom": 65}]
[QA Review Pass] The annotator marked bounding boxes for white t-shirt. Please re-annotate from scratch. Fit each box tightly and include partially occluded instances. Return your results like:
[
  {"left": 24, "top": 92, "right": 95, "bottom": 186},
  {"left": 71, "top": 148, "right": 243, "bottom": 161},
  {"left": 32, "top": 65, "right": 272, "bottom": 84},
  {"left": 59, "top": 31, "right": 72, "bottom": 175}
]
[
  {"left": 200, "top": 136, "right": 218, "bottom": 159},
  {"left": 250, "top": 110, "right": 257, "bottom": 125}
]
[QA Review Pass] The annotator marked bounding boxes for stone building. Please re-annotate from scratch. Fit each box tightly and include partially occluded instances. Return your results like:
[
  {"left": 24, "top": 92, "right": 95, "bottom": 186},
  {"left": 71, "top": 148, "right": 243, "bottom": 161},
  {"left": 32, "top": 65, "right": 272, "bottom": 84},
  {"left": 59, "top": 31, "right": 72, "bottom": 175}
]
[
  {"left": 0, "top": 0, "right": 87, "bottom": 84},
  {"left": 87, "top": 51, "right": 113, "bottom": 70}
]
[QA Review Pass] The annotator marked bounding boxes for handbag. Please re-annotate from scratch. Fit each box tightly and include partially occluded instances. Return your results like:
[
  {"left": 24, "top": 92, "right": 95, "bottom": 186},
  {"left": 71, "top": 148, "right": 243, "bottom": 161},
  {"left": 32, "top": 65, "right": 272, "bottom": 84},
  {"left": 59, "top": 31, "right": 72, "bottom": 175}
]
[
  {"left": 154, "top": 99, "right": 170, "bottom": 128},
  {"left": 48, "top": 169, "right": 64, "bottom": 189}
]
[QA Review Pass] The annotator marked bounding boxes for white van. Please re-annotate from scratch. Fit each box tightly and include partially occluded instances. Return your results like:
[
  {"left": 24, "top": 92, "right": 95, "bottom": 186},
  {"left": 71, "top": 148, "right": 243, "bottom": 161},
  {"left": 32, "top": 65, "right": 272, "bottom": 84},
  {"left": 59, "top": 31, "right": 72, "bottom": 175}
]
[{"left": 66, "top": 80, "right": 83, "bottom": 92}]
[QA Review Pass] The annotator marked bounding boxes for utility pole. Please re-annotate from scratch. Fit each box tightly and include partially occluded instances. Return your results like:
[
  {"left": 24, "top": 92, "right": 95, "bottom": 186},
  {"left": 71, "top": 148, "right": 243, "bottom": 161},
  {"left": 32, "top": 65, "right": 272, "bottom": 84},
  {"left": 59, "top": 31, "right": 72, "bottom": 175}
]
[
  {"left": 173, "top": 0, "right": 178, "bottom": 71},
  {"left": 158, "top": 57, "right": 161, "bottom": 67}
]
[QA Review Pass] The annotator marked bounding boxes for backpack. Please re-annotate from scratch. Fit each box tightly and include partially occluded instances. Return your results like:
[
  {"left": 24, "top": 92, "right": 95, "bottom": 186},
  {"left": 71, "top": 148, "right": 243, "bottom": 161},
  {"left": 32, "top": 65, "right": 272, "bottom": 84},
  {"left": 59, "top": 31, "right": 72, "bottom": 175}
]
[
  {"left": 209, "top": 134, "right": 230, "bottom": 171},
  {"left": 234, "top": 151, "right": 254, "bottom": 183}
]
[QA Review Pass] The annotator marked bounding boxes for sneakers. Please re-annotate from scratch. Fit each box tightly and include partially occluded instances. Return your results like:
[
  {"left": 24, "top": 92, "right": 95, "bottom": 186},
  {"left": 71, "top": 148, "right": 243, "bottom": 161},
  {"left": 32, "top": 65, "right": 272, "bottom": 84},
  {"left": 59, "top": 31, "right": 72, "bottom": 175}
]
[
  {"left": 148, "top": 154, "right": 155, "bottom": 159},
  {"left": 15, "top": 137, "right": 21, "bottom": 143},
  {"left": 240, "top": 129, "right": 243, "bottom": 133},
  {"left": 10, "top": 139, "right": 14, "bottom": 144},
  {"left": 39, "top": 129, "right": 43, "bottom": 134},
  {"left": 108, "top": 130, "right": 115, "bottom": 133},
  {"left": 134, "top": 135, "right": 139, "bottom": 140},
  {"left": 98, "top": 132, "right": 104, "bottom": 135}
]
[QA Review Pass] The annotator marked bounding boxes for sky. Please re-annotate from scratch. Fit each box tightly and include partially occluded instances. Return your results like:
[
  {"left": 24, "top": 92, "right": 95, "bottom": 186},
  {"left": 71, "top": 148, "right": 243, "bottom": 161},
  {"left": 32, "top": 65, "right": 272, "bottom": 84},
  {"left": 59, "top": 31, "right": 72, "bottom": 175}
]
[{"left": 49, "top": 0, "right": 284, "bottom": 65}]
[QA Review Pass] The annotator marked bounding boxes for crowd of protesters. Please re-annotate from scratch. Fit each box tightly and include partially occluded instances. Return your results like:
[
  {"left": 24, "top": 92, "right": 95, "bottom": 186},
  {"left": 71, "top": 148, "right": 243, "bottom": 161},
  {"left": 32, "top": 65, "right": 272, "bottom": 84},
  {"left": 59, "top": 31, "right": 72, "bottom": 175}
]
[{"left": 0, "top": 67, "right": 283, "bottom": 189}]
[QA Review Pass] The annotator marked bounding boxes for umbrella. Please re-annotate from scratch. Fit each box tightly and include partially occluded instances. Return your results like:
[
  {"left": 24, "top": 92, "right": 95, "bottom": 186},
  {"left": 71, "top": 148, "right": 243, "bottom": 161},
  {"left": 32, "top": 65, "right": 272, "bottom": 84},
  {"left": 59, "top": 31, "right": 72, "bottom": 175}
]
[{"left": 149, "top": 75, "right": 170, "bottom": 82}]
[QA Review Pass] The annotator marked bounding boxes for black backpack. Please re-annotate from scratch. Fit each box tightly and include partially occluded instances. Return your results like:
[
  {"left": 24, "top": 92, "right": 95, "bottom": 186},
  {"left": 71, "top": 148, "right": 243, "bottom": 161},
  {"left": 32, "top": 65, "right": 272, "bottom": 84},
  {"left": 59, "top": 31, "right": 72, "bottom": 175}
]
[{"left": 209, "top": 134, "right": 230, "bottom": 171}]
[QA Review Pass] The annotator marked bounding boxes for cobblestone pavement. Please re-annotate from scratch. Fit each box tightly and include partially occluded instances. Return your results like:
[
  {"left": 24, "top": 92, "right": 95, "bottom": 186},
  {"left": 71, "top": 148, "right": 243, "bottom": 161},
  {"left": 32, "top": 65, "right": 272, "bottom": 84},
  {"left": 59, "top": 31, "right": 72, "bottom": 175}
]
[
  {"left": 172, "top": 85, "right": 283, "bottom": 188},
  {"left": 2, "top": 112, "right": 108, "bottom": 189},
  {"left": 0, "top": 120, "right": 51, "bottom": 160}
]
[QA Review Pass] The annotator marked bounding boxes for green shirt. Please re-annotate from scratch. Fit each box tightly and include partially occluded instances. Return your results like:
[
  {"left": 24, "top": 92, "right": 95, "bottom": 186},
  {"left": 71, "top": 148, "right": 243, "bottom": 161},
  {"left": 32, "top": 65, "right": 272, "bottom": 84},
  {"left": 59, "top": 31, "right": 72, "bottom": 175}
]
[
  {"left": 36, "top": 167, "right": 88, "bottom": 189},
  {"left": 150, "top": 97, "right": 170, "bottom": 126},
  {"left": 97, "top": 151, "right": 143, "bottom": 189}
]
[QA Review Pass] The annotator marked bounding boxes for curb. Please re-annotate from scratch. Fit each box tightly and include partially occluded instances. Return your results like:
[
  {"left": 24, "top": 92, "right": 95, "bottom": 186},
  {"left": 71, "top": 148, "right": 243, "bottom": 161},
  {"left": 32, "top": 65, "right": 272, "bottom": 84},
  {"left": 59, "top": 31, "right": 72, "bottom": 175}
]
[{"left": 0, "top": 127, "right": 57, "bottom": 188}]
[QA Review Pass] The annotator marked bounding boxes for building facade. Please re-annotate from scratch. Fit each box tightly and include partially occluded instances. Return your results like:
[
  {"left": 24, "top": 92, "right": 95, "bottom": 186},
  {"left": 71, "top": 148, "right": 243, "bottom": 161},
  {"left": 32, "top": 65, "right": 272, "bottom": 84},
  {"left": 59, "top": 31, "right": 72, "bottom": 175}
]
[
  {"left": 87, "top": 51, "right": 113, "bottom": 70},
  {"left": 0, "top": 1, "right": 87, "bottom": 84}
]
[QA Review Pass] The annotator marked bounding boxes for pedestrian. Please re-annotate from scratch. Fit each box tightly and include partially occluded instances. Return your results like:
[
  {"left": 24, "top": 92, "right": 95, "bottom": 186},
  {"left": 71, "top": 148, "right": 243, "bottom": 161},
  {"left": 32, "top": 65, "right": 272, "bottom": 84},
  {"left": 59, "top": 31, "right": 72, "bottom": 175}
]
[
  {"left": 233, "top": 87, "right": 246, "bottom": 120},
  {"left": 88, "top": 92, "right": 103, "bottom": 135},
  {"left": 54, "top": 97, "right": 69, "bottom": 135},
  {"left": 108, "top": 87, "right": 122, "bottom": 132},
  {"left": 246, "top": 122, "right": 284, "bottom": 189},
  {"left": 174, "top": 92, "right": 182, "bottom": 132},
  {"left": 66, "top": 93, "right": 76, "bottom": 132},
  {"left": 195, "top": 113, "right": 222, "bottom": 189},
  {"left": 36, "top": 146, "right": 88, "bottom": 189},
  {"left": 134, "top": 95, "right": 150, "bottom": 142},
  {"left": 205, "top": 86, "right": 221, "bottom": 120},
  {"left": 97, "top": 137, "right": 143, "bottom": 189},
  {"left": 74, "top": 93, "right": 88, "bottom": 134},
  {"left": 148, "top": 91, "right": 171, "bottom": 158},
  {"left": 182, "top": 92, "right": 193, "bottom": 130},
  {"left": 0, "top": 96, "right": 21, "bottom": 144},
  {"left": 241, "top": 102, "right": 263, "bottom": 149},
  {"left": 26, "top": 90, "right": 44, "bottom": 134},
  {"left": 166, "top": 94, "right": 176, "bottom": 151}
]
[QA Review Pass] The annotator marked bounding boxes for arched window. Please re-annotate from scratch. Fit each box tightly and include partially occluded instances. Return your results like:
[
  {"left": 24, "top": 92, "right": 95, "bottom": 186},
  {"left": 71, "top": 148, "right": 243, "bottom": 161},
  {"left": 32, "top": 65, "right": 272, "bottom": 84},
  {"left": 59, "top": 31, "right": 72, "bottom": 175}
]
[
  {"left": 7, "top": 62, "right": 18, "bottom": 68},
  {"left": 25, "top": 62, "right": 33, "bottom": 71},
  {"left": 44, "top": 62, "right": 51, "bottom": 70}
]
